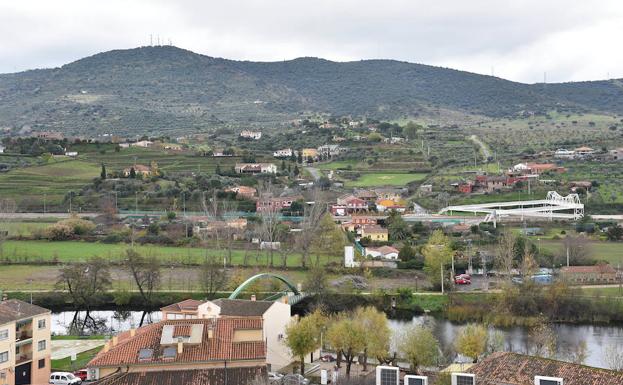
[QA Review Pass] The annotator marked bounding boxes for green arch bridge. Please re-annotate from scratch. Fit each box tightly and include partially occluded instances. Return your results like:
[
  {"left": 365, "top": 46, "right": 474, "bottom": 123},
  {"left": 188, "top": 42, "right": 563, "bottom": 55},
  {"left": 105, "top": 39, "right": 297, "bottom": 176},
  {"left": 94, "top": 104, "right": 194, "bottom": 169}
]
[{"left": 228, "top": 273, "right": 308, "bottom": 305}]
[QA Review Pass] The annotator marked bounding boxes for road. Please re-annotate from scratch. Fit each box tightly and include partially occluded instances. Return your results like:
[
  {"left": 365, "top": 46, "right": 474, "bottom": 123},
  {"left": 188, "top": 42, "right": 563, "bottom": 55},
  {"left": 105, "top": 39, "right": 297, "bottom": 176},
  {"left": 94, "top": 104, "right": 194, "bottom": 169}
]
[
  {"left": 469, "top": 134, "right": 491, "bottom": 160},
  {"left": 305, "top": 166, "right": 322, "bottom": 181}
]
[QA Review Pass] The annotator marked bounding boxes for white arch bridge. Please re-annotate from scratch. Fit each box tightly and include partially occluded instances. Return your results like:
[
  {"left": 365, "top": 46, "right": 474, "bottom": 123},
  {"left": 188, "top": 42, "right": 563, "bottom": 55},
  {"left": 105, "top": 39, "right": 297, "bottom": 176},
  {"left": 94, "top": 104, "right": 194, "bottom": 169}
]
[{"left": 439, "top": 191, "right": 584, "bottom": 224}]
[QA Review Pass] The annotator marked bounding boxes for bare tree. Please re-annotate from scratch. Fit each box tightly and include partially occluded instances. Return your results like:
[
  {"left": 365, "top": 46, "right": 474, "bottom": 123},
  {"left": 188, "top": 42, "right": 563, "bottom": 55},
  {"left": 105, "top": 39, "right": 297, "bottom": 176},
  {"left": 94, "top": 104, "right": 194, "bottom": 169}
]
[
  {"left": 496, "top": 231, "right": 516, "bottom": 281},
  {"left": 124, "top": 249, "right": 161, "bottom": 325},
  {"left": 200, "top": 254, "right": 228, "bottom": 298},
  {"left": 0, "top": 198, "right": 17, "bottom": 257},
  {"left": 278, "top": 230, "right": 295, "bottom": 268},
  {"left": 295, "top": 191, "right": 326, "bottom": 268},
  {"left": 57, "top": 257, "right": 112, "bottom": 327}
]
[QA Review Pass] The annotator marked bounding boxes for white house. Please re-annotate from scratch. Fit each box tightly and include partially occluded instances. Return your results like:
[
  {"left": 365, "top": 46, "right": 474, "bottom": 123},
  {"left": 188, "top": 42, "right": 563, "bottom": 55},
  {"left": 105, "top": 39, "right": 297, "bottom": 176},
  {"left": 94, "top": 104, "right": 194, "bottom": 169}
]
[
  {"left": 65, "top": 151, "right": 78, "bottom": 157},
  {"left": 235, "top": 163, "right": 278, "bottom": 174},
  {"left": 554, "top": 148, "right": 576, "bottom": 159},
  {"left": 161, "top": 298, "right": 300, "bottom": 371},
  {"left": 240, "top": 130, "right": 262, "bottom": 140},
  {"left": 132, "top": 140, "right": 153, "bottom": 148},
  {"left": 365, "top": 245, "right": 400, "bottom": 260},
  {"left": 273, "top": 148, "right": 293, "bottom": 158}
]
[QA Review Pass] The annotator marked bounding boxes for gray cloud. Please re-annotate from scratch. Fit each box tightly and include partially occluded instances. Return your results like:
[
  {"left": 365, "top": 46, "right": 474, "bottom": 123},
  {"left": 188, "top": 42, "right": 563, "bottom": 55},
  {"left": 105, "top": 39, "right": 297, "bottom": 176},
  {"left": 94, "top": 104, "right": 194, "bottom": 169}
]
[{"left": 1, "top": 0, "right": 622, "bottom": 82}]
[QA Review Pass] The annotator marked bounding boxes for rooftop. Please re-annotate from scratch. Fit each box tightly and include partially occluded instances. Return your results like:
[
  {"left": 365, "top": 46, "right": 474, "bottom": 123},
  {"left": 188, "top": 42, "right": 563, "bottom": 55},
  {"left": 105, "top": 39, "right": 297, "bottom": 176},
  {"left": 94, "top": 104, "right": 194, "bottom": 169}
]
[
  {"left": 160, "top": 299, "right": 204, "bottom": 313},
  {"left": 88, "top": 318, "right": 265, "bottom": 368},
  {"left": 0, "top": 299, "right": 49, "bottom": 325},
  {"left": 92, "top": 367, "right": 267, "bottom": 385},
  {"left": 467, "top": 352, "right": 623, "bottom": 385}
]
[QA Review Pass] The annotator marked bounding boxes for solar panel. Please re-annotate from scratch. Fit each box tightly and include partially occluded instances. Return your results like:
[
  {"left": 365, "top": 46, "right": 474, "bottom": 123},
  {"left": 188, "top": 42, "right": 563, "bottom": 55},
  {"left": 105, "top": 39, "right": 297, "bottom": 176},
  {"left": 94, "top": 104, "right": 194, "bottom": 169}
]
[
  {"left": 138, "top": 349, "right": 153, "bottom": 360},
  {"left": 405, "top": 375, "right": 427, "bottom": 385},
  {"left": 535, "top": 376, "right": 563, "bottom": 385},
  {"left": 376, "top": 366, "right": 399, "bottom": 385},
  {"left": 162, "top": 346, "right": 176, "bottom": 359},
  {"left": 452, "top": 374, "right": 475, "bottom": 385}
]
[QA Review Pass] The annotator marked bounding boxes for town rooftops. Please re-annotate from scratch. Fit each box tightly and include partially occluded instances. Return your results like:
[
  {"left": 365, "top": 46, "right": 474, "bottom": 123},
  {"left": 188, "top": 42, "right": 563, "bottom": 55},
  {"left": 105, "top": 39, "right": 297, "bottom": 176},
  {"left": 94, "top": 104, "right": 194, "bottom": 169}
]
[
  {"left": 212, "top": 299, "right": 274, "bottom": 317},
  {"left": 88, "top": 318, "right": 265, "bottom": 368},
  {"left": 560, "top": 264, "right": 616, "bottom": 274},
  {"left": 160, "top": 299, "right": 204, "bottom": 313},
  {"left": 92, "top": 367, "right": 267, "bottom": 385},
  {"left": 466, "top": 351, "right": 623, "bottom": 385},
  {"left": 0, "top": 299, "right": 50, "bottom": 325}
]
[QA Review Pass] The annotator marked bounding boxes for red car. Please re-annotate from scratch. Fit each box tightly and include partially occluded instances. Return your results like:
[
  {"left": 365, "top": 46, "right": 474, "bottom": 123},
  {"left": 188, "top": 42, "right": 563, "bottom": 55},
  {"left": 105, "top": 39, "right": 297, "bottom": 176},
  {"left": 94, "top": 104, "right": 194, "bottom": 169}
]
[
  {"left": 73, "top": 370, "right": 88, "bottom": 381},
  {"left": 454, "top": 276, "right": 471, "bottom": 285}
]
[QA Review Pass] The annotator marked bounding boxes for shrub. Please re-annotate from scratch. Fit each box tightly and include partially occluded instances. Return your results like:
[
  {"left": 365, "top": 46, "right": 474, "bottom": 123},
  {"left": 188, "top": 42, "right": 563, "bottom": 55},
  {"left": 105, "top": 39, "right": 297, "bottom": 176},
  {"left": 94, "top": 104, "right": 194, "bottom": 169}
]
[{"left": 46, "top": 223, "right": 75, "bottom": 241}]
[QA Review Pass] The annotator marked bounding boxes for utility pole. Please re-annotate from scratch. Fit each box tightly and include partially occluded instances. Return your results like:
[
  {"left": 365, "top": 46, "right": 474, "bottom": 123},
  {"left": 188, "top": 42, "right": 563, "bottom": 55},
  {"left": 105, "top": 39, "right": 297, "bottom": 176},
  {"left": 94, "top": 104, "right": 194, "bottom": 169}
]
[
  {"left": 43, "top": 193, "right": 46, "bottom": 214},
  {"left": 135, "top": 192, "right": 138, "bottom": 214},
  {"left": 566, "top": 246, "right": 570, "bottom": 267},
  {"left": 440, "top": 261, "right": 445, "bottom": 295}
]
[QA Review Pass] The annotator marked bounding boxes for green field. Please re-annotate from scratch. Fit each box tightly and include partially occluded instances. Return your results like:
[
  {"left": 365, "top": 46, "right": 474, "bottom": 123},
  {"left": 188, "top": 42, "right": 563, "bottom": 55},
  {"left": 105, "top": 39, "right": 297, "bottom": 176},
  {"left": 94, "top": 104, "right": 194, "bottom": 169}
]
[
  {"left": 538, "top": 240, "right": 623, "bottom": 264},
  {"left": 0, "top": 160, "right": 100, "bottom": 202},
  {"left": 0, "top": 240, "right": 340, "bottom": 267},
  {"left": 0, "top": 221, "right": 53, "bottom": 237},
  {"left": 345, "top": 173, "right": 427, "bottom": 187}
]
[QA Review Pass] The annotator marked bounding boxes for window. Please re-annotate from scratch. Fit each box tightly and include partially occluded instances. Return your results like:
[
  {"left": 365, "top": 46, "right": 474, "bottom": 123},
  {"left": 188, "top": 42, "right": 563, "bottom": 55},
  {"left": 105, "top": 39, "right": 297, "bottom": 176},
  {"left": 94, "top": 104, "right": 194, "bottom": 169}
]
[
  {"left": 38, "top": 340, "right": 46, "bottom": 351},
  {"left": 138, "top": 349, "right": 153, "bottom": 360},
  {"left": 405, "top": 376, "right": 428, "bottom": 385},
  {"left": 376, "top": 366, "right": 399, "bottom": 385},
  {"left": 535, "top": 376, "right": 563, "bottom": 385},
  {"left": 0, "top": 329, "right": 7, "bottom": 341},
  {"left": 38, "top": 319, "right": 46, "bottom": 329},
  {"left": 38, "top": 359, "right": 45, "bottom": 369},
  {"left": 162, "top": 347, "right": 176, "bottom": 359},
  {"left": 0, "top": 351, "right": 8, "bottom": 364}
]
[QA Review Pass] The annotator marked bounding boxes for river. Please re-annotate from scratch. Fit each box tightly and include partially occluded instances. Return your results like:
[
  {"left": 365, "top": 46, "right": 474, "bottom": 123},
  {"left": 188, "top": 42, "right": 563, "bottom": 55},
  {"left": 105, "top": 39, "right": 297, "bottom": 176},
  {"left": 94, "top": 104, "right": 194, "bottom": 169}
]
[{"left": 52, "top": 311, "right": 623, "bottom": 369}]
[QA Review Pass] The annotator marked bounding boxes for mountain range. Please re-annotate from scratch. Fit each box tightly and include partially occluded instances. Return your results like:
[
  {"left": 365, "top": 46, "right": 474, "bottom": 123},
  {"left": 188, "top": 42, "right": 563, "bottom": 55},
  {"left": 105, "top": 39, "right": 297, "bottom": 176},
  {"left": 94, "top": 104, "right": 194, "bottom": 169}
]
[{"left": 1, "top": 45, "right": 623, "bottom": 136}]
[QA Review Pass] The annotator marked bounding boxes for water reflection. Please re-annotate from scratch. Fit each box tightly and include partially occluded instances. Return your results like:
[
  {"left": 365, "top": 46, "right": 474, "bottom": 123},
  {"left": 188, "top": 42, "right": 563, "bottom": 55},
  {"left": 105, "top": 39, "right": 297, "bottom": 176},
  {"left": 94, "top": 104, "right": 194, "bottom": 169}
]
[
  {"left": 52, "top": 311, "right": 162, "bottom": 336},
  {"left": 388, "top": 315, "right": 623, "bottom": 369}
]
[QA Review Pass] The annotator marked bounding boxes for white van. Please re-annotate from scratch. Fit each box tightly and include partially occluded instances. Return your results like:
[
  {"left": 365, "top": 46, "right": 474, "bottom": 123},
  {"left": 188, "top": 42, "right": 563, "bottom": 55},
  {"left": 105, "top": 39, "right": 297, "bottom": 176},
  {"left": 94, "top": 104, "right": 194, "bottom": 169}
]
[{"left": 49, "top": 372, "right": 82, "bottom": 385}]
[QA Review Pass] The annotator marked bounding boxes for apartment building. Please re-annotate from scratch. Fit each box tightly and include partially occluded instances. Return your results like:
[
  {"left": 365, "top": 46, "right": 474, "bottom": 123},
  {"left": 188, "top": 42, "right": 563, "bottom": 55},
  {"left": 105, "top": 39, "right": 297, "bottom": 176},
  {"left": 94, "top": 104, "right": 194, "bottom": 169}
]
[{"left": 0, "top": 299, "right": 51, "bottom": 385}]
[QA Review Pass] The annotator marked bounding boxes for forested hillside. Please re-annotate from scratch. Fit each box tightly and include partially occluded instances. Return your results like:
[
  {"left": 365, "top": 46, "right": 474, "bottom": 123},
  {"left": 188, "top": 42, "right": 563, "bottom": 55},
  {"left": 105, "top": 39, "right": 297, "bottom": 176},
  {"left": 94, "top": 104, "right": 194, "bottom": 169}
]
[{"left": 1, "top": 45, "right": 622, "bottom": 135}]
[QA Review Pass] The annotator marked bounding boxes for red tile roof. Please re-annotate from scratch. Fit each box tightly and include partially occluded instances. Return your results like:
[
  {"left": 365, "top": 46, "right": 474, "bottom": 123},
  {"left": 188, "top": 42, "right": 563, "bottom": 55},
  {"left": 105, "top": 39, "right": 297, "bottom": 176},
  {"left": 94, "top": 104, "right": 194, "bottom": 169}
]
[
  {"left": 467, "top": 352, "right": 623, "bottom": 385},
  {"left": 160, "top": 299, "right": 204, "bottom": 313},
  {"left": 92, "top": 366, "right": 267, "bottom": 385},
  {"left": 88, "top": 318, "right": 265, "bottom": 368}
]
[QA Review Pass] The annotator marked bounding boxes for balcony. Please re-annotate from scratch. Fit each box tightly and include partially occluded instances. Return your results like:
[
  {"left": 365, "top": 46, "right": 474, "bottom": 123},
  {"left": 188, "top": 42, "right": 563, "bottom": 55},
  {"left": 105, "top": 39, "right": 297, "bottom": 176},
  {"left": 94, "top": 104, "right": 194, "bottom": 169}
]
[
  {"left": 16, "top": 330, "right": 33, "bottom": 342},
  {"left": 15, "top": 351, "right": 32, "bottom": 365}
]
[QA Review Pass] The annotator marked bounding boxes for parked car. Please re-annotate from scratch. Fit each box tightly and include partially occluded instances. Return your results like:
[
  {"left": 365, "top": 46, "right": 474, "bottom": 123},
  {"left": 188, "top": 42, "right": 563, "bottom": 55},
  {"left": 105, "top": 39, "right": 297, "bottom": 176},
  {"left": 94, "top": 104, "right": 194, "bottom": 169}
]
[
  {"left": 49, "top": 372, "right": 82, "bottom": 385},
  {"left": 320, "top": 354, "right": 336, "bottom": 362},
  {"left": 282, "top": 374, "right": 310, "bottom": 385},
  {"left": 268, "top": 372, "right": 283, "bottom": 384},
  {"left": 73, "top": 370, "right": 87, "bottom": 381},
  {"left": 454, "top": 276, "right": 471, "bottom": 284}
]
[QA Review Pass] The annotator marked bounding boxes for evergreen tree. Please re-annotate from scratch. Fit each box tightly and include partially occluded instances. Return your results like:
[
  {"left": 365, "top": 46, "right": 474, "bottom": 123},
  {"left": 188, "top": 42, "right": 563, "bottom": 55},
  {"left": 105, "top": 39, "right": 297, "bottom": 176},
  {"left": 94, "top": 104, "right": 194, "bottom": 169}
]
[
  {"left": 100, "top": 163, "right": 107, "bottom": 180},
  {"left": 129, "top": 167, "right": 136, "bottom": 179},
  {"left": 215, "top": 163, "right": 221, "bottom": 175},
  {"left": 293, "top": 165, "right": 300, "bottom": 176},
  {"left": 281, "top": 160, "right": 286, "bottom": 171},
  {"left": 297, "top": 151, "right": 303, "bottom": 164}
]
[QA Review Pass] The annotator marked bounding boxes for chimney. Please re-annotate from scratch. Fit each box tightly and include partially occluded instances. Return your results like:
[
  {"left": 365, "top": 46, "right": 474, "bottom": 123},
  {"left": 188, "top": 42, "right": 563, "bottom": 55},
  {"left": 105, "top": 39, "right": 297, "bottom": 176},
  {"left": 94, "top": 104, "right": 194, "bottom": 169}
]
[
  {"left": 177, "top": 337, "right": 184, "bottom": 354},
  {"left": 129, "top": 328, "right": 136, "bottom": 337},
  {"left": 102, "top": 341, "right": 110, "bottom": 353},
  {"left": 112, "top": 336, "right": 118, "bottom": 346},
  {"left": 250, "top": 295, "right": 256, "bottom": 301}
]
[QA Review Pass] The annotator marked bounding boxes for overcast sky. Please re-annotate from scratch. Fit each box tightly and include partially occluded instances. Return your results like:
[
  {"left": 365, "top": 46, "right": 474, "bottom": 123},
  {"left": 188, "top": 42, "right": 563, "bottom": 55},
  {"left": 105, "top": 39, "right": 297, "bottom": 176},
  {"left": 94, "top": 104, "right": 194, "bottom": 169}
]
[{"left": 1, "top": 0, "right": 622, "bottom": 83}]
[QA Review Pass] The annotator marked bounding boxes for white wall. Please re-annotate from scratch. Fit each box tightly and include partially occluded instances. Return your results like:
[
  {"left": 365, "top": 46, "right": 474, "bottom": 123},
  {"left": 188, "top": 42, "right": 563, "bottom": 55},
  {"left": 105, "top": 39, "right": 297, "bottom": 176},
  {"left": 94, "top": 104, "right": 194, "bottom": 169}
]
[{"left": 263, "top": 302, "right": 293, "bottom": 371}]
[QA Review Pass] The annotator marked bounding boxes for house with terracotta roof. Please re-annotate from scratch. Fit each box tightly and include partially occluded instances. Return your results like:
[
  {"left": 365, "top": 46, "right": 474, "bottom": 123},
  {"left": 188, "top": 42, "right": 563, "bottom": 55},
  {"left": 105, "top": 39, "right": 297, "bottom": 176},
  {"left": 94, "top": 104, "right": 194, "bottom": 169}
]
[
  {"left": 235, "top": 163, "right": 277, "bottom": 174},
  {"left": 0, "top": 299, "right": 52, "bottom": 385},
  {"left": 365, "top": 245, "right": 399, "bottom": 260},
  {"left": 123, "top": 164, "right": 152, "bottom": 177},
  {"left": 161, "top": 298, "right": 295, "bottom": 371},
  {"left": 360, "top": 225, "right": 389, "bottom": 242},
  {"left": 87, "top": 317, "right": 267, "bottom": 383},
  {"left": 465, "top": 351, "right": 623, "bottom": 385},
  {"left": 225, "top": 185, "right": 257, "bottom": 199},
  {"left": 256, "top": 195, "right": 302, "bottom": 213},
  {"left": 560, "top": 264, "right": 617, "bottom": 284}
]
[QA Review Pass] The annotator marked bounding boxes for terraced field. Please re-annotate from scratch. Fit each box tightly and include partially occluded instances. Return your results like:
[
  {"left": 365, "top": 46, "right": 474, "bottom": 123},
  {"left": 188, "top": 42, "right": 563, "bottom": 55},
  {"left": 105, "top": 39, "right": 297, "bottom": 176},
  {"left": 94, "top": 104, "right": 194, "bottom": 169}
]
[{"left": 0, "top": 160, "right": 100, "bottom": 204}]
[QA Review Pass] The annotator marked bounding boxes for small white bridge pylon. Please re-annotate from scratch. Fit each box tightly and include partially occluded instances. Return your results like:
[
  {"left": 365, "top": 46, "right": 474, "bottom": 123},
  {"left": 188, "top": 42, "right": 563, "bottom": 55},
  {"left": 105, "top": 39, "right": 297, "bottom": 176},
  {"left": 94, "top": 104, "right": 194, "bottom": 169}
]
[{"left": 439, "top": 191, "right": 584, "bottom": 224}]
